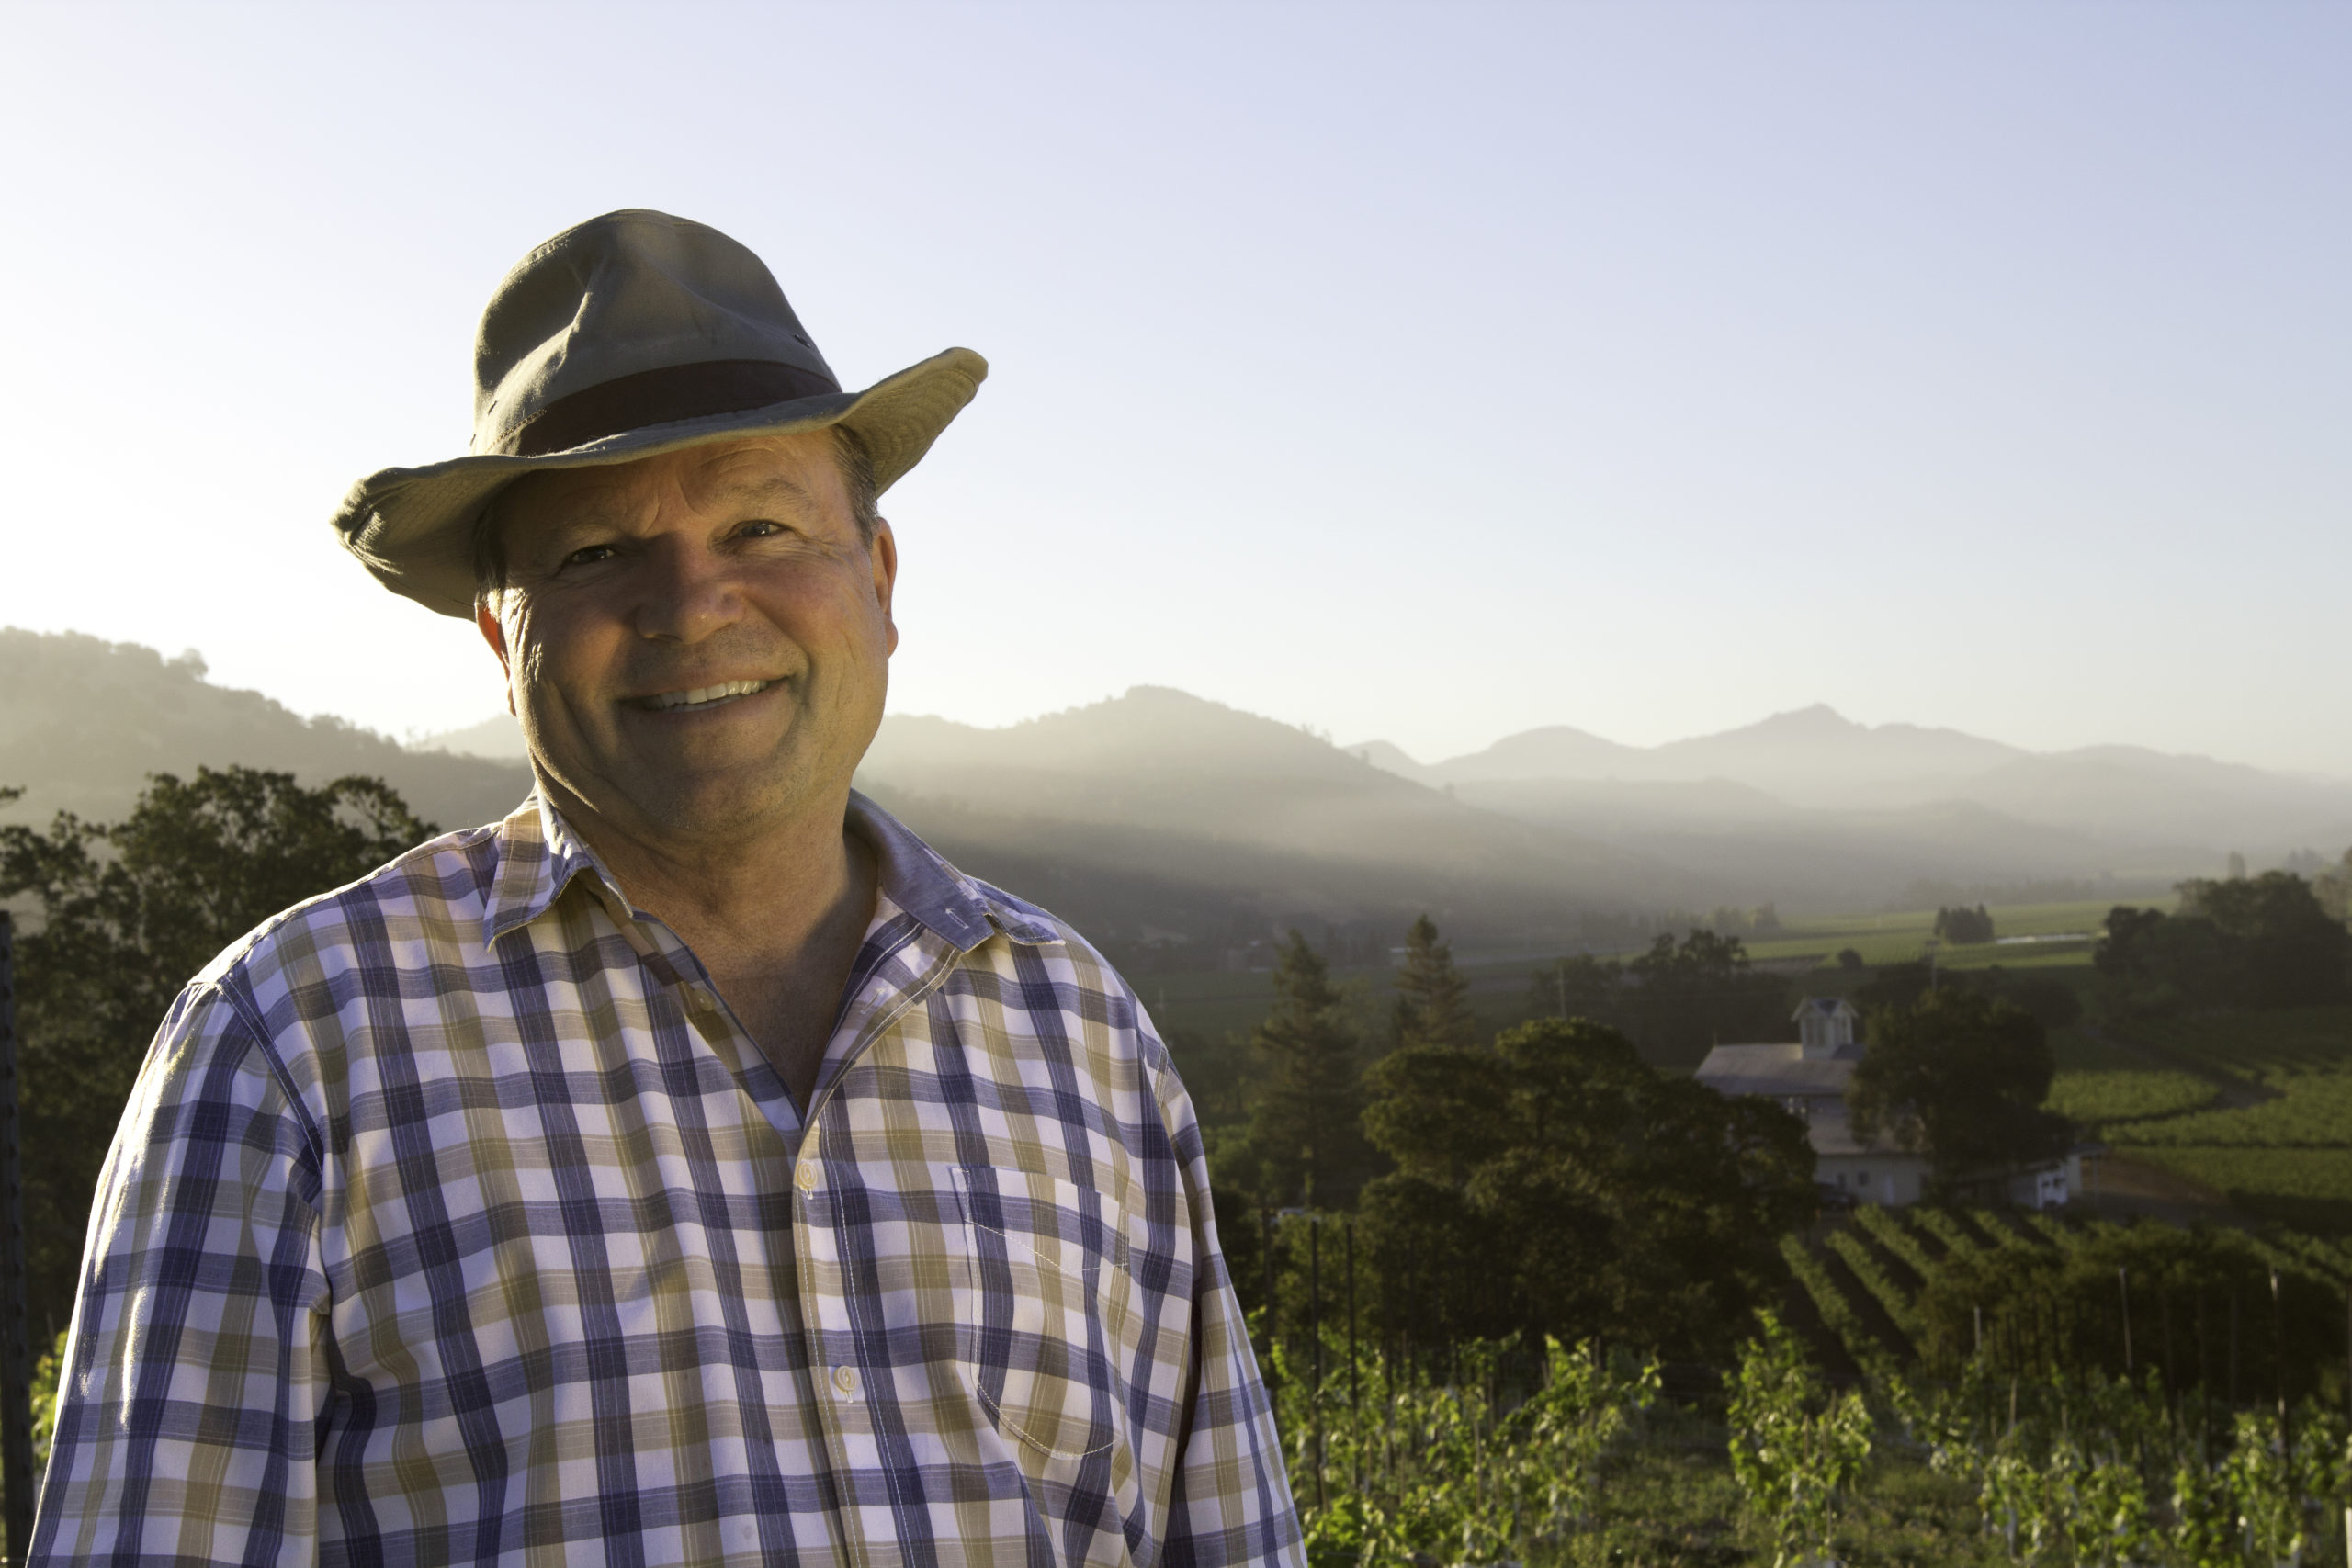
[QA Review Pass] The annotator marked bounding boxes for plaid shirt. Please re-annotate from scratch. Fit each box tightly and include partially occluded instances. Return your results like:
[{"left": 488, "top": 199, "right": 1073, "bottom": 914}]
[{"left": 33, "top": 793, "right": 1299, "bottom": 1568}]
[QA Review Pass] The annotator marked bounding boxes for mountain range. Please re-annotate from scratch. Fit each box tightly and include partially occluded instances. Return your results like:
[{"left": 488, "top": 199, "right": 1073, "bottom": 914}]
[{"left": 8, "top": 626, "right": 2347, "bottom": 961}]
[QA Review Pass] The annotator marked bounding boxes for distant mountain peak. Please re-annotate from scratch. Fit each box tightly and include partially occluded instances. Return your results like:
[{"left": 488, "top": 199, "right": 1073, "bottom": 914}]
[{"left": 1752, "top": 703, "right": 1859, "bottom": 732}]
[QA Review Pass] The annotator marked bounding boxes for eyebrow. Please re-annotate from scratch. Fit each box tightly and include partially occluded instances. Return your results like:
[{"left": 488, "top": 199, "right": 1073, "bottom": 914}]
[{"left": 537, "top": 470, "right": 825, "bottom": 543}]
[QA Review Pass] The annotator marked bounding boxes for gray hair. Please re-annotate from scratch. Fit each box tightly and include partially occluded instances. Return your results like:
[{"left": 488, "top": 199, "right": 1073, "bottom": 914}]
[{"left": 473, "top": 423, "right": 883, "bottom": 604}]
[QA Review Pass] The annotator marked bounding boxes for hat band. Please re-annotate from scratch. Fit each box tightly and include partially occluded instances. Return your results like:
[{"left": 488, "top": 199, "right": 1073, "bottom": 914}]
[{"left": 494, "top": 358, "right": 843, "bottom": 457}]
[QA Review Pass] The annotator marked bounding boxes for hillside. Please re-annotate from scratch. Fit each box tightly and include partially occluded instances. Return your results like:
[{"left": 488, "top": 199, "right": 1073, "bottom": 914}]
[
  {"left": 0, "top": 628, "right": 532, "bottom": 832},
  {"left": 2, "top": 635, "right": 1692, "bottom": 959},
  {"left": 852, "top": 687, "right": 1695, "bottom": 938},
  {"left": 18, "top": 627, "right": 2347, "bottom": 945},
  {"left": 1353, "top": 705, "right": 2352, "bottom": 897}
]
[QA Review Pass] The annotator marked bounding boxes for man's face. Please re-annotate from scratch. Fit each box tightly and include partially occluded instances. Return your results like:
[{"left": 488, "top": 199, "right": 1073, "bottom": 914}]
[{"left": 476, "top": 431, "right": 898, "bottom": 853}]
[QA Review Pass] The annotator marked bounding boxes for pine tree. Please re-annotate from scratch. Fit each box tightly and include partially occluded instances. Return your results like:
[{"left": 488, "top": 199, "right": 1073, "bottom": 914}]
[
  {"left": 1248, "top": 931, "right": 1371, "bottom": 1208},
  {"left": 1394, "top": 912, "right": 1477, "bottom": 1051}
]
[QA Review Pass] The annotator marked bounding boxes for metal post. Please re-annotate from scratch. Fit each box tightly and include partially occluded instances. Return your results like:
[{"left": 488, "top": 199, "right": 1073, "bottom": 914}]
[
  {"left": 2231, "top": 1291, "right": 2241, "bottom": 1405},
  {"left": 1308, "top": 1218, "right": 1324, "bottom": 1512},
  {"left": 1260, "top": 1209, "right": 1277, "bottom": 1405},
  {"left": 0, "top": 912, "right": 33, "bottom": 1568},
  {"left": 2271, "top": 1268, "right": 2288, "bottom": 1427},
  {"left": 1344, "top": 1218, "right": 1359, "bottom": 1494},
  {"left": 2119, "top": 1267, "right": 2133, "bottom": 1374}
]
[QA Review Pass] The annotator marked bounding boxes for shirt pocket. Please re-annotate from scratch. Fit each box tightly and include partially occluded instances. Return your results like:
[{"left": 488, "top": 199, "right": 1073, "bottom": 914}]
[{"left": 949, "top": 1164, "right": 1134, "bottom": 1462}]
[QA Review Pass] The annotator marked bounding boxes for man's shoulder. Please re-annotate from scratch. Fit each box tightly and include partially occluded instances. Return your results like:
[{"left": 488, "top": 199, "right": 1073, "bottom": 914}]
[
  {"left": 957, "top": 876, "right": 1176, "bottom": 1047},
  {"left": 193, "top": 818, "right": 512, "bottom": 999}
]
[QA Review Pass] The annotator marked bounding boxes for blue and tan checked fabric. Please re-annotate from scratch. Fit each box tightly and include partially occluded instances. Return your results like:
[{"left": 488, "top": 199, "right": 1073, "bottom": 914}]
[{"left": 32, "top": 793, "right": 1301, "bottom": 1568}]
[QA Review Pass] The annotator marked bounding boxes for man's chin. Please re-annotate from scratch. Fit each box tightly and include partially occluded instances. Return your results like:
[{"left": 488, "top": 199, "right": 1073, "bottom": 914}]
[{"left": 603, "top": 761, "right": 837, "bottom": 847}]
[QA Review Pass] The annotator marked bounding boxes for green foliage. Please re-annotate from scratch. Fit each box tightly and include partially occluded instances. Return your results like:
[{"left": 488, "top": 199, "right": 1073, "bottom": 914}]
[
  {"left": 1826, "top": 1227, "right": 1927, "bottom": 1348},
  {"left": 2046, "top": 1069, "right": 2222, "bottom": 1128},
  {"left": 1908, "top": 1221, "right": 2348, "bottom": 1402},
  {"left": 1968, "top": 1207, "right": 2048, "bottom": 1251},
  {"left": 1727, "top": 1311, "right": 1873, "bottom": 1568},
  {"left": 2098, "top": 876, "right": 2350, "bottom": 1016},
  {"left": 2108, "top": 1076, "right": 2352, "bottom": 1146},
  {"left": 1391, "top": 913, "right": 1475, "bottom": 1052},
  {"left": 0, "top": 765, "right": 434, "bottom": 1330},
  {"left": 1272, "top": 1331, "right": 1659, "bottom": 1567},
  {"left": 1855, "top": 1203, "right": 1941, "bottom": 1282},
  {"left": 1360, "top": 1018, "right": 1817, "bottom": 1359},
  {"left": 1527, "top": 929, "right": 1791, "bottom": 1068},
  {"left": 1937, "top": 904, "right": 1997, "bottom": 945},
  {"left": 1849, "top": 987, "right": 2070, "bottom": 1190},
  {"left": 1243, "top": 931, "right": 1377, "bottom": 1209},
  {"left": 1781, "top": 1233, "right": 1901, "bottom": 1380},
  {"left": 2080, "top": 1008, "right": 2352, "bottom": 1220},
  {"left": 1914, "top": 1206, "right": 1992, "bottom": 1260},
  {"left": 1889, "top": 1359, "right": 2352, "bottom": 1568}
]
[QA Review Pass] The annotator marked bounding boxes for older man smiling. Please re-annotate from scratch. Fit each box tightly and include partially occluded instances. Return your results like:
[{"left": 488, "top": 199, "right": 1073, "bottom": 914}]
[{"left": 33, "top": 211, "right": 1300, "bottom": 1568}]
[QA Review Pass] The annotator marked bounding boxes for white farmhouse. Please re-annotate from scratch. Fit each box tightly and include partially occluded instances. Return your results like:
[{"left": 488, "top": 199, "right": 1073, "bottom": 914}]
[{"left": 1696, "top": 997, "right": 2087, "bottom": 1208}]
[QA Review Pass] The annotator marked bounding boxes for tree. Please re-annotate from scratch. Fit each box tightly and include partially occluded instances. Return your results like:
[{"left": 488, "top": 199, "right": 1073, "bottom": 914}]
[
  {"left": 1524, "top": 931, "right": 1789, "bottom": 1066},
  {"left": 1846, "top": 987, "right": 2068, "bottom": 1191},
  {"left": 0, "top": 766, "right": 435, "bottom": 1332},
  {"left": 1933, "top": 904, "right": 1996, "bottom": 944},
  {"left": 2314, "top": 849, "right": 2352, "bottom": 924},
  {"left": 2178, "top": 871, "right": 2349, "bottom": 1008},
  {"left": 1393, "top": 912, "right": 1476, "bottom": 1051},
  {"left": 2096, "top": 875, "right": 2349, "bottom": 1015},
  {"left": 1361, "top": 1018, "right": 1816, "bottom": 1359},
  {"left": 1622, "top": 930, "right": 1790, "bottom": 1065},
  {"left": 1245, "top": 931, "right": 1375, "bottom": 1209}
]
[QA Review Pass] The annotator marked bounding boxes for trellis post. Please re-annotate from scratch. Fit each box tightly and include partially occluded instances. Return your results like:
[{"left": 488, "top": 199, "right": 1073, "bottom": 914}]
[{"left": 0, "top": 913, "right": 34, "bottom": 1568}]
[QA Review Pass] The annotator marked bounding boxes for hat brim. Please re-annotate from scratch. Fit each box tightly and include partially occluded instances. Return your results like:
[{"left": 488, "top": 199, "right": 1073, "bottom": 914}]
[{"left": 332, "top": 345, "right": 986, "bottom": 617}]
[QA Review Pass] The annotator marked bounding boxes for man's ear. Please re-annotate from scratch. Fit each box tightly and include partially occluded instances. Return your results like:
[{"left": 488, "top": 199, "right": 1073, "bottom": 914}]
[
  {"left": 869, "top": 519, "right": 899, "bottom": 657},
  {"left": 475, "top": 597, "right": 518, "bottom": 715}
]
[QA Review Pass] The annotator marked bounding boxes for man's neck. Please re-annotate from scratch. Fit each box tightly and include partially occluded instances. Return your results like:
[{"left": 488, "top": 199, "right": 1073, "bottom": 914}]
[
  {"left": 553, "top": 781, "right": 858, "bottom": 938},
  {"left": 539, "top": 775, "right": 881, "bottom": 1106}
]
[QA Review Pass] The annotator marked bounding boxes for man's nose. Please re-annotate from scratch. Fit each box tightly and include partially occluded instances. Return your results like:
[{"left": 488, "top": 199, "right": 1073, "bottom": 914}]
[{"left": 630, "top": 539, "right": 742, "bottom": 643}]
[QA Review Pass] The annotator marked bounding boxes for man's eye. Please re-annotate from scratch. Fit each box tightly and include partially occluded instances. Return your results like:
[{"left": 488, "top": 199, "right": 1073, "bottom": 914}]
[
  {"left": 562, "top": 545, "right": 617, "bottom": 567},
  {"left": 740, "top": 520, "right": 786, "bottom": 539}
]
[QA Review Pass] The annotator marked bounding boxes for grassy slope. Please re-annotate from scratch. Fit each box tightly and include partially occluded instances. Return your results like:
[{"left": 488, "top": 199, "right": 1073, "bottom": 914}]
[{"left": 2094, "top": 1005, "right": 2352, "bottom": 1227}]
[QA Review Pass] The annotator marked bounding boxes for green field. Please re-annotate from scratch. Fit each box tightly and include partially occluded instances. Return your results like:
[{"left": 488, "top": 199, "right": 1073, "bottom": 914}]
[
  {"left": 2044, "top": 1068, "right": 2220, "bottom": 1126},
  {"left": 2081, "top": 1004, "right": 2352, "bottom": 1226},
  {"left": 1740, "top": 898, "right": 2117, "bottom": 971}
]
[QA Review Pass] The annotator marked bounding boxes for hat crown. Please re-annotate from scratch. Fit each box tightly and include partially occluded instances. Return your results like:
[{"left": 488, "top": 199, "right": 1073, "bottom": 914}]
[{"left": 469, "top": 209, "right": 842, "bottom": 456}]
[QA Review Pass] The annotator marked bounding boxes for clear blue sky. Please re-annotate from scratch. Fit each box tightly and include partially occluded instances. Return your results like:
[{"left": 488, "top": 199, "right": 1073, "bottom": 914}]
[{"left": 3, "top": 2, "right": 2345, "bottom": 771}]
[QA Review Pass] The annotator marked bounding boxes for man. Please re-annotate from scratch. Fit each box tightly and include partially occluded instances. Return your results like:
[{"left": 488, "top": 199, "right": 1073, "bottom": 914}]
[{"left": 34, "top": 210, "right": 1300, "bottom": 1568}]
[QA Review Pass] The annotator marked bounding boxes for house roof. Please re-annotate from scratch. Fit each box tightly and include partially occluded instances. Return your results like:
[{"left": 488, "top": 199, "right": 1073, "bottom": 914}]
[{"left": 1793, "top": 995, "right": 1860, "bottom": 1022}]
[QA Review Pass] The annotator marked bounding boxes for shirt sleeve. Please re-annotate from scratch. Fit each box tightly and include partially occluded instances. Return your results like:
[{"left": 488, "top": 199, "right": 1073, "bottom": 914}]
[
  {"left": 31, "top": 984, "right": 333, "bottom": 1568},
  {"left": 1148, "top": 1053, "right": 1306, "bottom": 1568}
]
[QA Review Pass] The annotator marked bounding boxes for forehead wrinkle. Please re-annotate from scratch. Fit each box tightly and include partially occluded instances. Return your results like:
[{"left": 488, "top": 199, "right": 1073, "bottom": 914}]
[{"left": 681, "top": 445, "right": 831, "bottom": 515}]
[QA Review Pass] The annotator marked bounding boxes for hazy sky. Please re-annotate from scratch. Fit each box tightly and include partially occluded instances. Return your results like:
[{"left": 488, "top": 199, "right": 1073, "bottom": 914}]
[{"left": 4, "top": 2, "right": 2346, "bottom": 772}]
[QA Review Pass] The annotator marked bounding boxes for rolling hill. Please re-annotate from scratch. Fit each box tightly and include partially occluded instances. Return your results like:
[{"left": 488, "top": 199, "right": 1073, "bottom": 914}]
[{"left": 15, "top": 627, "right": 2348, "bottom": 961}]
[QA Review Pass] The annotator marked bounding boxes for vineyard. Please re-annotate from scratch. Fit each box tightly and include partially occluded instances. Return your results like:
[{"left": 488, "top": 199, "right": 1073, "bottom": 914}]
[
  {"left": 2051, "top": 1005, "right": 2352, "bottom": 1233},
  {"left": 1258, "top": 1202, "right": 2352, "bottom": 1565}
]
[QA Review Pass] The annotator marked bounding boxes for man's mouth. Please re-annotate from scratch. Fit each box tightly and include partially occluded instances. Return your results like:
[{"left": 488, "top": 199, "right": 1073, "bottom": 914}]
[{"left": 636, "top": 678, "right": 777, "bottom": 713}]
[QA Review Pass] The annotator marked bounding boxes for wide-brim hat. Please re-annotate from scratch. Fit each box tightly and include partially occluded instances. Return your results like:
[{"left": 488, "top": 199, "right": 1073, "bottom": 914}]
[{"left": 332, "top": 209, "right": 986, "bottom": 617}]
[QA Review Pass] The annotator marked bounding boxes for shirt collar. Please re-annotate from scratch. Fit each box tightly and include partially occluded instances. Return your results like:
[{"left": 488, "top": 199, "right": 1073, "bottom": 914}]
[{"left": 478, "top": 788, "right": 1064, "bottom": 953}]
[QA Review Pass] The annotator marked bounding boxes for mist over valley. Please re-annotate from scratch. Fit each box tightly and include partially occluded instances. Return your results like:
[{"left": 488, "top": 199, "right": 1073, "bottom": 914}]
[{"left": 6, "top": 626, "right": 2342, "bottom": 966}]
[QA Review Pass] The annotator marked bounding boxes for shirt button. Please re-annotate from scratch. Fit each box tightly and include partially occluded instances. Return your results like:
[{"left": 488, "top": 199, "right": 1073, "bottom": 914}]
[
  {"left": 831, "top": 1365, "right": 860, "bottom": 1399},
  {"left": 796, "top": 1161, "right": 819, "bottom": 1193}
]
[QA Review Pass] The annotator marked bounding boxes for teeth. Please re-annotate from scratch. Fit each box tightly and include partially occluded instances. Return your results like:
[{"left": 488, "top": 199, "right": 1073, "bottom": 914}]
[{"left": 648, "top": 679, "right": 772, "bottom": 711}]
